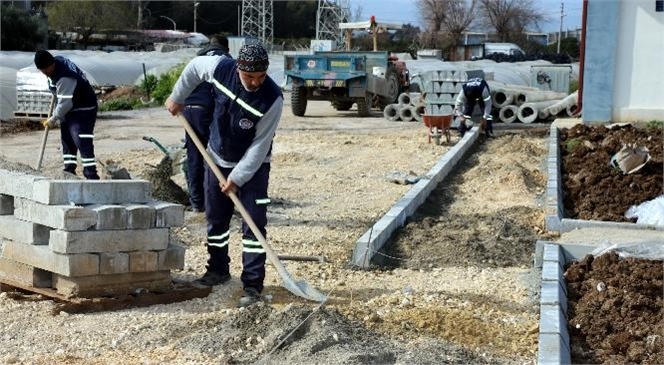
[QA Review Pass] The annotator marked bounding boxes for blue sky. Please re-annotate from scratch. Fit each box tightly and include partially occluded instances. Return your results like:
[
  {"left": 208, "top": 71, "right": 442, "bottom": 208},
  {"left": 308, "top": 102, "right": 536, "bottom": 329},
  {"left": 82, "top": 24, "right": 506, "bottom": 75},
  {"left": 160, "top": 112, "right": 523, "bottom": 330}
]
[{"left": 348, "top": 0, "right": 582, "bottom": 33}]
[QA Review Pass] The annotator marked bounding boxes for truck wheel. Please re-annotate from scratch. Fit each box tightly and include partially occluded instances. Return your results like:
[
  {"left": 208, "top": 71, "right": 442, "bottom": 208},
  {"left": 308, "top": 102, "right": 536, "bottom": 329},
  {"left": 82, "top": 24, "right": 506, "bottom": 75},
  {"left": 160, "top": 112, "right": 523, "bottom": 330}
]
[
  {"left": 291, "top": 87, "right": 307, "bottom": 116},
  {"left": 356, "top": 93, "right": 371, "bottom": 117},
  {"left": 378, "top": 68, "right": 400, "bottom": 109}
]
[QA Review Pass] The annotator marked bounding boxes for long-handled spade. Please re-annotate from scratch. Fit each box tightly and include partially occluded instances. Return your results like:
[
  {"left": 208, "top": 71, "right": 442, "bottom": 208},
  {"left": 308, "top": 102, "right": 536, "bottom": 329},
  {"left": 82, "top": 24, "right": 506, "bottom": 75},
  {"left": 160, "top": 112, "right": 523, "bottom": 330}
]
[
  {"left": 36, "top": 95, "right": 56, "bottom": 171},
  {"left": 177, "top": 114, "right": 326, "bottom": 302}
]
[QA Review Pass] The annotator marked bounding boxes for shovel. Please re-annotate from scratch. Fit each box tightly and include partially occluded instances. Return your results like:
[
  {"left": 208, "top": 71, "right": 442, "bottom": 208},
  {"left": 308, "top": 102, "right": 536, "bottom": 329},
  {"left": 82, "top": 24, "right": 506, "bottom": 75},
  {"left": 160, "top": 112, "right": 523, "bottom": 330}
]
[
  {"left": 177, "top": 114, "right": 326, "bottom": 302},
  {"left": 36, "top": 95, "right": 56, "bottom": 171}
]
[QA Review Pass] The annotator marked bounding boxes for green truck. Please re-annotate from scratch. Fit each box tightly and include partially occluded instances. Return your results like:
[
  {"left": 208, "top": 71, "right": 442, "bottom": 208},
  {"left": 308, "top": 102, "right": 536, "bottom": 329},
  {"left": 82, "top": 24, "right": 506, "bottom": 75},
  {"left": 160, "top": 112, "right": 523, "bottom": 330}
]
[{"left": 283, "top": 51, "right": 410, "bottom": 117}]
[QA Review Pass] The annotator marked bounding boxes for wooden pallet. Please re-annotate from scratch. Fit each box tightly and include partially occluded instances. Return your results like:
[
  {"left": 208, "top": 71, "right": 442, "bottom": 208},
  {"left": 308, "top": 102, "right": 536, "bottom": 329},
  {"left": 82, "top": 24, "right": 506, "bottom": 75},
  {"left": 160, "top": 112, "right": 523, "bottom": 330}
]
[
  {"left": 0, "top": 278, "right": 212, "bottom": 315},
  {"left": 12, "top": 112, "right": 49, "bottom": 121}
]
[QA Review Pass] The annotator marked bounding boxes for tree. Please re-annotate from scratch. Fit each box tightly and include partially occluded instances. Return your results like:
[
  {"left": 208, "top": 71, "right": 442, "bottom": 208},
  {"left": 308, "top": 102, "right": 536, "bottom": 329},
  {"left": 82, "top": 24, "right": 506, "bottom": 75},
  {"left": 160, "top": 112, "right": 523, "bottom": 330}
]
[
  {"left": 477, "top": 0, "right": 547, "bottom": 42},
  {"left": 417, "top": 0, "right": 476, "bottom": 51},
  {"left": 47, "top": 1, "right": 135, "bottom": 48},
  {"left": 0, "top": 3, "right": 46, "bottom": 51}
]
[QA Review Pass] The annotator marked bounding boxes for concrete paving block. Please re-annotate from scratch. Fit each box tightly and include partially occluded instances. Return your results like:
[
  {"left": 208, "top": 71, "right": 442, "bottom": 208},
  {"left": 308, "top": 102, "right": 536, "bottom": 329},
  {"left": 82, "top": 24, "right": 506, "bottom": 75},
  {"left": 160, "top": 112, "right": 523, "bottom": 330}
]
[
  {"left": 53, "top": 271, "right": 172, "bottom": 298},
  {"left": 32, "top": 180, "right": 151, "bottom": 205},
  {"left": 0, "top": 170, "right": 47, "bottom": 199},
  {"left": 0, "top": 194, "right": 13, "bottom": 215},
  {"left": 2, "top": 240, "right": 99, "bottom": 277},
  {"left": 99, "top": 252, "right": 129, "bottom": 275},
  {"left": 0, "top": 215, "right": 50, "bottom": 245},
  {"left": 541, "top": 260, "right": 566, "bottom": 295},
  {"left": 128, "top": 250, "right": 159, "bottom": 272},
  {"left": 543, "top": 243, "right": 563, "bottom": 263},
  {"left": 90, "top": 205, "right": 127, "bottom": 230},
  {"left": 124, "top": 204, "right": 156, "bottom": 229},
  {"left": 545, "top": 214, "right": 562, "bottom": 233},
  {"left": 540, "top": 280, "right": 568, "bottom": 314},
  {"left": 149, "top": 201, "right": 184, "bottom": 227},
  {"left": 158, "top": 244, "right": 185, "bottom": 270},
  {"left": 13, "top": 198, "right": 97, "bottom": 231},
  {"left": 537, "top": 333, "right": 571, "bottom": 365},
  {"left": 0, "top": 256, "right": 52, "bottom": 287},
  {"left": 540, "top": 304, "right": 570, "bottom": 351},
  {"left": 49, "top": 228, "right": 169, "bottom": 254}
]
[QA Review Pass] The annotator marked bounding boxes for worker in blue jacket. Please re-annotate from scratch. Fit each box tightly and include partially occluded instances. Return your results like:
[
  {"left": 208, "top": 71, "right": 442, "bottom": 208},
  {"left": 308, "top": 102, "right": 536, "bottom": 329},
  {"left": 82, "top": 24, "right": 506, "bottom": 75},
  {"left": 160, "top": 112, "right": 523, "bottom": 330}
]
[
  {"left": 183, "top": 35, "right": 232, "bottom": 212},
  {"left": 165, "top": 44, "right": 282, "bottom": 308},
  {"left": 454, "top": 77, "right": 494, "bottom": 137},
  {"left": 34, "top": 50, "right": 99, "bottom": 179}
]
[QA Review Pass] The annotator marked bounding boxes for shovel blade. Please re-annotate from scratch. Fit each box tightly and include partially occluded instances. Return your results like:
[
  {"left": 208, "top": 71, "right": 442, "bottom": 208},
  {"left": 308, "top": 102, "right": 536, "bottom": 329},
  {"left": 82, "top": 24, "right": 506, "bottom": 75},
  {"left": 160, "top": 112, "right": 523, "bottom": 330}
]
[{"left": 283, "top": 279, "right": 327, "bottom": 302}]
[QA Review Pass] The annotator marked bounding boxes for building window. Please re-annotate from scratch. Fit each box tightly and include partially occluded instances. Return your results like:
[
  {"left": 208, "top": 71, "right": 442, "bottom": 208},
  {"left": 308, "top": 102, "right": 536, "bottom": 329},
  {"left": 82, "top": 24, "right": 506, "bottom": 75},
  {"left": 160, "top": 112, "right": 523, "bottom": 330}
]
[{"left": 657, "top": 0, "right": 664, "bottom": 12}]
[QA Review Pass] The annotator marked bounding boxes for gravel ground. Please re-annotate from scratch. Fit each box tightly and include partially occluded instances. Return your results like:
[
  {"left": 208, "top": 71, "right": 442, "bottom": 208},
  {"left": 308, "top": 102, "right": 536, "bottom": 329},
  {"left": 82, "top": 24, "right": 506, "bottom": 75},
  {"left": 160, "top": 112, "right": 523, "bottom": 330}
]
[{"left": 0, "top": 96, "right": 550, "bottom": 364}]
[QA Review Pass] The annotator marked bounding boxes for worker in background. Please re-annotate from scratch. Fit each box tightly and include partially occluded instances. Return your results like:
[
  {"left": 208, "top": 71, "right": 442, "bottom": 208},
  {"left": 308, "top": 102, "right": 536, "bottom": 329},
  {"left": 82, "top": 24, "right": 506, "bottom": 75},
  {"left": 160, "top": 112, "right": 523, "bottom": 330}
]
[
  {"left": 183, "top": 34, "right": 232, "bottom": 212},
  {"left": 454, "top": 77, "right": 494, "bottom": 137},
  {"left": 34, "top": 50, "right": 100, "bottom": 179},
  {"left": 165, "top": 44, "right": 283, "bottom": 308}
]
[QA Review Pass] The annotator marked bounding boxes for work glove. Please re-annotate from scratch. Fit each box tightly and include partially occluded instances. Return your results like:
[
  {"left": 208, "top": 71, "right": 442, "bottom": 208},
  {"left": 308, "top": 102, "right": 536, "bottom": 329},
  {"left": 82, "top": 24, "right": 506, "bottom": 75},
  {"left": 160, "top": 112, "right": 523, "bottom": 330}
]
[{"left": 42, "top": 117, "right": 57, "bottom": 129}]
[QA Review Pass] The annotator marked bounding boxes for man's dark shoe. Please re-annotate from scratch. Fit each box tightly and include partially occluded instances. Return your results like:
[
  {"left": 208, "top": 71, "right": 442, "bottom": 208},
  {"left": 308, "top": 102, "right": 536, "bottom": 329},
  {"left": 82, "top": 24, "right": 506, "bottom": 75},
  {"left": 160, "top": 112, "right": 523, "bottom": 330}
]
[
  {"left": 238, "top": 287, "right": 261, "bottom": 308},
  {"left": 192, "top": 271, "right": 231, "bottom": 287}
]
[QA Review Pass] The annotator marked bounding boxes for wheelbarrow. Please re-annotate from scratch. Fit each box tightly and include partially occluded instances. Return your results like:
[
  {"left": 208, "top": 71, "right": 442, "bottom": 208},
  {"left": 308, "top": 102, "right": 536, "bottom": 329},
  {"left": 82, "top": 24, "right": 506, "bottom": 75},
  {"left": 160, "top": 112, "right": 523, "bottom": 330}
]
[{"left": 422, "top": 114, "right": 452, "bottom": 145}]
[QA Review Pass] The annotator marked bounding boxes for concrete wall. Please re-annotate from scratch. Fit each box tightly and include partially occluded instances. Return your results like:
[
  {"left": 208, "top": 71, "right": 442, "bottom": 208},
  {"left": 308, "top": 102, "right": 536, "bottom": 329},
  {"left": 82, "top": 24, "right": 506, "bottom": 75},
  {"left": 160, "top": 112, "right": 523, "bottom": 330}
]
[
  {"left": 581, "top": 0, "right": 620, "bottom": 122},
  {"left": 583, "top": 0, "right": 664, "bottom": 122},
  {"left": 612, "top": 0, "right": 664, "bottom": 122}
]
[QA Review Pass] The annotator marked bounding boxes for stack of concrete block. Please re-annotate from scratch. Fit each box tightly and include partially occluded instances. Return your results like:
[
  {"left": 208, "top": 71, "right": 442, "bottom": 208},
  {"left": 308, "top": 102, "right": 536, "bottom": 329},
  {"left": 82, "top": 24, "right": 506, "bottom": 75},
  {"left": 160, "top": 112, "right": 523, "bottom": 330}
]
[
  {"left": 420, "top": 69, "right": 485, "bottom": 128},
  {"left": 0, "top": 168, "right": 186, "bottom": 298}
]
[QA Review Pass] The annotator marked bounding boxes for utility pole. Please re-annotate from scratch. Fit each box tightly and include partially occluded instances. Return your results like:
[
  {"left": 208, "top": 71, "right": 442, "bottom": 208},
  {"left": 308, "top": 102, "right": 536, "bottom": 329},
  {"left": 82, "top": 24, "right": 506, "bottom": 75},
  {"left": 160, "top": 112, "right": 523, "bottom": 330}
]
[
  {"left": 194, "top": 2, "right": 200, "bottom": 33},
  {"left": 557, "top": 2, "right": 565, "bottom": 54}
]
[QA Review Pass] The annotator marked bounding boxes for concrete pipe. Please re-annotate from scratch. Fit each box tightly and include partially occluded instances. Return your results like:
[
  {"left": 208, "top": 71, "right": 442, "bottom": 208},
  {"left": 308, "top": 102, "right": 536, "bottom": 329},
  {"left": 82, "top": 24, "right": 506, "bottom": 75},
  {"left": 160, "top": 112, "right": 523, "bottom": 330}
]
[
  {"left": 398, "top": 92, "right": 420, "bottom": 107},
  {"left": 411, "top": 104, "right": 425, "bottom": 123},
  {"left": 538, "top": 109, "right": 550, "bottom": 120},
  {"left": 399, "top": 105, "right": 415, "bottom": 122},
  {"left": 566, "top": 104, "right": 580, "bottom": 117},
  {"left": 499, "top": 105, "right": 519, "bottom": 124},
  {"left": 545, "top": 91, "right": 578, "bottom": 116},
  {"left": 514, "top": 91, "right": 567, "bottom": 106},
  {"left": 492, "top": 90, "right": 514, "bottom": 109},
  {"left": 517, "top": 100, "right": 560, "bottom": 124},
  {"left": 383, "top": 103, "right": 401, "bottom": 121},
  {"left": 517, "top": 103, "right": 539, "bottom": 124}
]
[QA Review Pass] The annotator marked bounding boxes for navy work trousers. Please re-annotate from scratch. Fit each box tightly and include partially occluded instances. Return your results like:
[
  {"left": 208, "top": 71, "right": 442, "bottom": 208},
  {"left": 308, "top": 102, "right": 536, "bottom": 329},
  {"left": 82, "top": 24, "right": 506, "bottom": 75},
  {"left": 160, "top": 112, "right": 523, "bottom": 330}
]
[
  {"left": 205, "top": 163, "right": 270, "bottom": 292},
  {"left": 183, "top": 105, "right": 213, "bottom": 210},
  {"left": 60, "top": 109, "right": 99, "bottom": 180}
]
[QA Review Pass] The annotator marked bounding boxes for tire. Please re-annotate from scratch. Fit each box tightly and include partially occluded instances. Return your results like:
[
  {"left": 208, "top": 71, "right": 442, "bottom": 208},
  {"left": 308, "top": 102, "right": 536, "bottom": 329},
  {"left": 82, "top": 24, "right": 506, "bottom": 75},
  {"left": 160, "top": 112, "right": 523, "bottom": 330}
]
[
  {"left": 356, "top": 93, "right": 371, "bottom": 117},
  {"left": 378, "top": 68, "right": 400, "bottom": 108},
  {"left": 331, "top": 101, "right": 353, "bottom": 111},
  {"left": 291, "top": 87, "right": 307, "bottom": 116}
]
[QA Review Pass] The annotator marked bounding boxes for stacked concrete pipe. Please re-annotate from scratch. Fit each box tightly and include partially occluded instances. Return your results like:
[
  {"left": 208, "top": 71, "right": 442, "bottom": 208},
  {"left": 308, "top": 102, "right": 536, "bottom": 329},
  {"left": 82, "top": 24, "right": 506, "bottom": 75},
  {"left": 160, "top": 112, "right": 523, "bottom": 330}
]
[{"left": 382, "top": 92, "right": 423, "bottom": 122}]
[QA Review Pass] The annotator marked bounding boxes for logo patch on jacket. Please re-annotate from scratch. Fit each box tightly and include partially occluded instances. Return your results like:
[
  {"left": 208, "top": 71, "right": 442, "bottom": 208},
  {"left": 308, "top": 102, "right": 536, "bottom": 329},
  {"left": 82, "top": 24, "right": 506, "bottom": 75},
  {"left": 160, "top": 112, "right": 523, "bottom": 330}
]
[{"left": 239, "top": 118, "right": 254, "bottom": 129}]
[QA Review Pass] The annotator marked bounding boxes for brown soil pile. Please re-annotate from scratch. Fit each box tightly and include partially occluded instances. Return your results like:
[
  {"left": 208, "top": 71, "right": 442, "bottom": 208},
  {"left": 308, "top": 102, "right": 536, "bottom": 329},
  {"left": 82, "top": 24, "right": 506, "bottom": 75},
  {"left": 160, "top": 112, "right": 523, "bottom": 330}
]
[
  {"left": 565, "top": 251, "right": 664, "bottom": 364},
  {"left": 99, "top": 86, "right": 148, "bottom": 102},
  {"left": 560, "top": 124, "right": 663, "bottom": 222},
  {"left": 0, "top": 119, "right": 45, "bottom": 135}
]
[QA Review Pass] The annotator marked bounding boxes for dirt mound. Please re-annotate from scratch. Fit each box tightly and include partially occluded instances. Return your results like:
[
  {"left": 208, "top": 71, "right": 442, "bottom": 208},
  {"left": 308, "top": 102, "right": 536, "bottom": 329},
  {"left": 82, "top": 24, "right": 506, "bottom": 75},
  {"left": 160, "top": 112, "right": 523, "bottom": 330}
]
[
  {"left": 99, "top": 86, "right": 148, "bottom": 102},
  {"left": 0, "top": 156, "right": 40, "bottom": 174},
  {"left": 0, "top": 119, "right": 45, "bottom": 135},
  {"left": 566, "top": 251, "right": 664, "bottom": 364},
  {"left": 173, "top": 303, "right": 511, "bottom": 365},
  {"left": 560, "top": 124, "right": 663, "bottom": 222}
]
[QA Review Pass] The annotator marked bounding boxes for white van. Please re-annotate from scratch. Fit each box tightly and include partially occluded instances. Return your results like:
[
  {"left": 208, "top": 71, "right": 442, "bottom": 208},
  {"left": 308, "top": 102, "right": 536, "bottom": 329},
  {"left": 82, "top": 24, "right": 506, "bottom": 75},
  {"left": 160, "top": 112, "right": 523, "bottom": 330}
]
[{"left": 483, "top": 43, "right": 525, "bottom": 57}]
